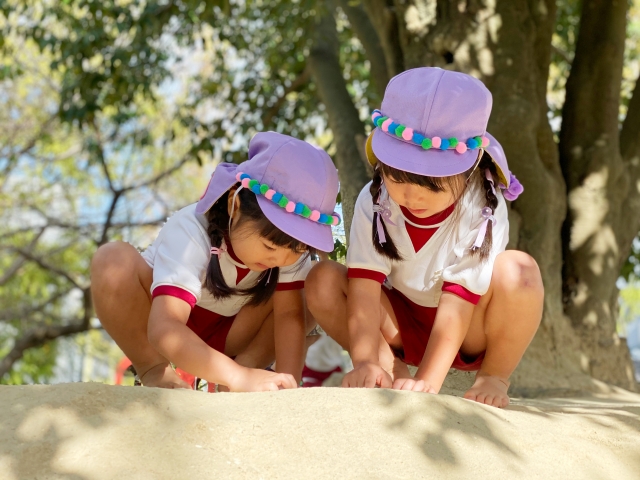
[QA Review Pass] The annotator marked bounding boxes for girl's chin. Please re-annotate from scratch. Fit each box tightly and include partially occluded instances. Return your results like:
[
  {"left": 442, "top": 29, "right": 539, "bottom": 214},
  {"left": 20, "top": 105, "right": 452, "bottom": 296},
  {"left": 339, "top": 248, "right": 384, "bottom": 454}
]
[{"left": 407, "top": 208, "right": 430, "bottom": 217}]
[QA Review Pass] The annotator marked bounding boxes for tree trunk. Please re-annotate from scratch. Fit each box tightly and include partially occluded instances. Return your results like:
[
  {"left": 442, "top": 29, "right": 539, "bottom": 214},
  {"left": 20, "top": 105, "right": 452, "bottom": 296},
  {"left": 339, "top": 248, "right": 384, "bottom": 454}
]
[
  {"left": 308, "top": 5, "right": 371, "bottom": 239},
  {"left": 559, "top": 0, "right": 636, "bottom": 387}
]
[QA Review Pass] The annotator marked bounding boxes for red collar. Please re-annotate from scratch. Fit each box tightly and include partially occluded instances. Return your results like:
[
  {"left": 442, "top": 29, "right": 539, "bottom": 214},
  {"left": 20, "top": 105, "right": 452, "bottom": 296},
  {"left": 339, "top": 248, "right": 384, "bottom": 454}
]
[{"left": 225, "top": 238, "right": 248, "bottom": 268}]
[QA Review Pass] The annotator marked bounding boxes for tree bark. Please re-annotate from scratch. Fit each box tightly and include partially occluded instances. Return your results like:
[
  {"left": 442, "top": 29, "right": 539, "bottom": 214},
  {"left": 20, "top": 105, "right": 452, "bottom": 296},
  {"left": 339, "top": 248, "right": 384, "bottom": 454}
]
[
  {"left": 336, "top": 0, "right": 389, "bottom": 98},
  {"left": 308, "top": 5, "right": 370, "bottom": 239},
  {"left": 559, "top": 0, "right": 635, "bottom": 387},
  {"left": 361, "top": 0, "right": 405, "bottom": 79}
]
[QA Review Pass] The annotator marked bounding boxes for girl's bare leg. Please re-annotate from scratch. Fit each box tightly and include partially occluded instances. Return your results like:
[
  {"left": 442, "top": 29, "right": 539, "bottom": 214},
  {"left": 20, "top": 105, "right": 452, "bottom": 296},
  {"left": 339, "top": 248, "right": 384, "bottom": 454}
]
[
  {"left": 461, "top": 250, "right": 544, "bottom": 407},
  {"left": 305, "top": 261, "right": 409, "bottom": 380},
  {"left": 90, "top": 242, "right": 190, "bottom": 389}
]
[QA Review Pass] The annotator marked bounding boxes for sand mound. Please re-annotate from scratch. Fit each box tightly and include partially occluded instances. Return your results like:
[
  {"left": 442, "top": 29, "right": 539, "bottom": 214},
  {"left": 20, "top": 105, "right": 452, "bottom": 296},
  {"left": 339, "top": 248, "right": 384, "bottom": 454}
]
[{"left": 1, "top": 383, "right": 639, "bottom": 479}]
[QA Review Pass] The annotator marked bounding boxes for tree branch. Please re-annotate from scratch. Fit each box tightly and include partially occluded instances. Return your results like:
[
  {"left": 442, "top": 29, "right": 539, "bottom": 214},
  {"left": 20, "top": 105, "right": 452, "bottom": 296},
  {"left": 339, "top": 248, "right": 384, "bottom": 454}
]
[
  {"left": 308, "top": 3, "right": 370, "bottom": 238},
  {"left": 336, "top": 0, "right": 389, "bottom": 98},
  {"left": 558, "top": 0, "right": 627, "bottom": 188},
  {"left": 13, "top": 247, "right": 83, "bottom": 289},
  {"left": 261, "top": 68, "right": 311, "bottom": 129},
  {"left": 0, "top": 289, "right": 93, "bottom": 378},
  {"left": 122, "top": 155, "right": 192, "bottom": 193},
  {"left": 621, "top": 73, "right": 640, "bottom": 163},
  {"left": 0, "top": 228, "right": 46, "bottom": 286},
  {"left": 98, "top": 190, "right": 123, "bottom": 246},
  {"left": 0, "top": 289, "right": 72, "bottom": 322},
  {"left": 361, "top": 0, "right": 404, "bottom": 78}
]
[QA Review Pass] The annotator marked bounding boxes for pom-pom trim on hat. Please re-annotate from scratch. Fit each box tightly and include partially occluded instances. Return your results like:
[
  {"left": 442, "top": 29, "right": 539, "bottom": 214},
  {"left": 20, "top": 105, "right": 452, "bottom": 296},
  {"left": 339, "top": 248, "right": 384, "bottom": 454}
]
[
  {"left": 371, "top": 110, "right": 489, "bottom": 154},
  {"left": 235, "top": 172, "right": 341, "bottom": 226}
]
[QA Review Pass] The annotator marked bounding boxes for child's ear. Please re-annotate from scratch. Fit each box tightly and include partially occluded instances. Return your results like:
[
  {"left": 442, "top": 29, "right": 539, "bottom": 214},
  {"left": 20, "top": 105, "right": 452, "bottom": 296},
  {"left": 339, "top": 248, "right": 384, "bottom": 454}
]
[{"left": 227, "top": 187, "right": 241, "bottom": 217}]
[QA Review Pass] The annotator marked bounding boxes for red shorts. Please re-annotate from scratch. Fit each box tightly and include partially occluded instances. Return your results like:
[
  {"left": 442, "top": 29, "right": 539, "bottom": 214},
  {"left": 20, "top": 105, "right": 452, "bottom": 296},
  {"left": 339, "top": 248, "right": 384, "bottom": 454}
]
[
  {"left": 186, "top": 305, "right": 235, "bottom": 354},
  {"left": 382, "top": 286, "right": 484, "bottom": 371}
]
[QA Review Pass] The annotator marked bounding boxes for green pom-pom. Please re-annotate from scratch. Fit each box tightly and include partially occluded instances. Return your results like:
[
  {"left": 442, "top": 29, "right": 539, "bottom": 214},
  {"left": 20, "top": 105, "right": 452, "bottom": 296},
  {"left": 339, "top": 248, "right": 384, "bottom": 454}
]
[
  {"left": 395, "top": 125, "right": 405, "bottom": 137},
  {"left": 278, "top": 196, "right": 288, "bottom": 208},
  {"left": 376, "top": 116, "right": 388, "bottom": 127},
  {"left": 449, "top": 138, "right": 458, "bottom": 148},
  {"left": 474, "top": 136, "right": 482, "bottom": 146},
  {"left": 259, "top": 184, "right": 269, "bottom": 195},
  {"left": 421, "top": 138, "right": 432, "bottom": 150},
  {"left": 301, "top": 205, "right": 312, "bottom": 218},
  {"left": 248, "top": 179, "right": 258, "bottom": 188}
]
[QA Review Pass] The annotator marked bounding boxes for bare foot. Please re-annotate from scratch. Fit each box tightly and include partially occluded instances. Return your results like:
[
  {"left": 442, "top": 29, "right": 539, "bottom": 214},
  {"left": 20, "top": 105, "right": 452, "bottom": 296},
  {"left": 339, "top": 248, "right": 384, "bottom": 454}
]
[
  {"left": 464, "top": 371, "right": 510, "bottom": 408},
  {"left": 139, "top": 363, "right": 192, "bottom": 389}
]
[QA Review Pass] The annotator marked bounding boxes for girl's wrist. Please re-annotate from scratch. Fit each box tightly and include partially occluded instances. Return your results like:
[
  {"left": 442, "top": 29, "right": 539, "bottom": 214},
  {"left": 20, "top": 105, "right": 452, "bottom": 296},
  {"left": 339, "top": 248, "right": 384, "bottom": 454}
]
[{"left": 218, "top": 362, "right": 247, "bottom": 389}]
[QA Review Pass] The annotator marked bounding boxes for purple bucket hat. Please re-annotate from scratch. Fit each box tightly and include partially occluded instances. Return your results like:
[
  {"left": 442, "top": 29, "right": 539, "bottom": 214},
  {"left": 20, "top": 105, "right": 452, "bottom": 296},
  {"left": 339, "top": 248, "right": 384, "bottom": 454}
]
[
  {"left": 196, "top": 132, "right": 339, "bottom": 252},
  {"left": 371, "top": 67, "right": 492, "bottom": 177}
]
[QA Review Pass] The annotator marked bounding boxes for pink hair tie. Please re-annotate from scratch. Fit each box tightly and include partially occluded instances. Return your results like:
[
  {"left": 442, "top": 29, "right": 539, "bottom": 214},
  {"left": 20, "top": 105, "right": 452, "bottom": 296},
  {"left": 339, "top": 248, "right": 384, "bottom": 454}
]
[
  {"left": 372, "top": 200, "right": 396, "bottom": 244},
  {"left": 472, "top": 207, "right": 496, "bottom": 250},
  {"left": 210, "top": 246, "right": 227, "bottom": 257}
]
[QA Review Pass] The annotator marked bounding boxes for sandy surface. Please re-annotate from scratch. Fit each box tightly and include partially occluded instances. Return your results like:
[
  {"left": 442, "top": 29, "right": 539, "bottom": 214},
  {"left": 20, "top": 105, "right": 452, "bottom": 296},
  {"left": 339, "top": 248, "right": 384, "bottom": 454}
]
[{"left": 0, "top": 383, "right": 639, "bottom": 480}]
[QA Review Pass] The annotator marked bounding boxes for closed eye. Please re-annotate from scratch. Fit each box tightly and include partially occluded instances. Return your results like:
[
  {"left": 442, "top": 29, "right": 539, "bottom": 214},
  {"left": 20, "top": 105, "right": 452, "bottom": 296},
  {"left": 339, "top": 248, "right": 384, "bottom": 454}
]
[{"left": 263, "top": 243, "right": 276, "bottom": 251}]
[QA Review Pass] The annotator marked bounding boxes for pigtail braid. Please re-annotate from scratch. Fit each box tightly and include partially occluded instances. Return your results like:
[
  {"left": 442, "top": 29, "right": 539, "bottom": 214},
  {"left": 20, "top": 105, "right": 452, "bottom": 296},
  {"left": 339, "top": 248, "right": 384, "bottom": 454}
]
[
  {"left": 470, "top": 153, "right": 499, "bottom": 260},
  {"left": 370, "top": 167, "right": 403, "bottom": 261}
]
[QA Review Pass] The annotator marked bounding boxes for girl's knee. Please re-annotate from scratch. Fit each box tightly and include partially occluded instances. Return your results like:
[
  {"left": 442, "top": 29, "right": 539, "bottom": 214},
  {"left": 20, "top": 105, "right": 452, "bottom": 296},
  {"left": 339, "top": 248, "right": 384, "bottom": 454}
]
[
  {"left": 305, "top": 261, "right": 346, "bottom": 310},
  {"left": 493, "top": 251, "right": 543, "bottom": 296},
  {"left": 91, "top": 242, "right": 141, "bottom": 289}
]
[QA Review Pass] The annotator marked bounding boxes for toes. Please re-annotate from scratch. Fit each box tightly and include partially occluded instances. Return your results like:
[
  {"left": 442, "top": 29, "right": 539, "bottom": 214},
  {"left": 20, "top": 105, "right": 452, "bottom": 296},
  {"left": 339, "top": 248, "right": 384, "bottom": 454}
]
[
  {"left": 413, "top": 380, "right": 425, "bottom": 392},
  {"left": 463, "top": 390, "right": 477, "bottom": 401},
  {"left": 483, "top": 395, "right": 495, "bottom": 406},
  {"left": 501, "top": 397, "right": 510, "bottom": 408},
  {"left": 475, "top": 393, "right": 487, "bottom": 404}
]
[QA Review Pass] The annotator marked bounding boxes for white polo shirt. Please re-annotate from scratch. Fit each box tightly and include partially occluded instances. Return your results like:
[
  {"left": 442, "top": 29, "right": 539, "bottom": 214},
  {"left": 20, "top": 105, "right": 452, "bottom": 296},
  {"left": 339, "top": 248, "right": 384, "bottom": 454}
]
[
  {"left": 142, "top": 204, "right": 311, "bottom": 316},
  {"left": 346, "top": 182, "right": 509, "bottom": 307}
]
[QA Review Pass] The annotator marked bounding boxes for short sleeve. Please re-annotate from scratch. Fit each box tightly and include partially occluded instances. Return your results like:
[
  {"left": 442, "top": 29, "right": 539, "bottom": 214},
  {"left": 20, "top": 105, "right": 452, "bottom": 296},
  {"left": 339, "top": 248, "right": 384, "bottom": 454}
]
[
  {"left": 346, "top": 184, "right": 392, "bottom": 277},
  {"left": 146, "top": 206, "right": 211, "bottom": 306},
  {"left": 441, "top": 192, "right": 509, "bottom": 296},
  {"left": 277, "top": 254, "right": 312, "bottom": 291}
]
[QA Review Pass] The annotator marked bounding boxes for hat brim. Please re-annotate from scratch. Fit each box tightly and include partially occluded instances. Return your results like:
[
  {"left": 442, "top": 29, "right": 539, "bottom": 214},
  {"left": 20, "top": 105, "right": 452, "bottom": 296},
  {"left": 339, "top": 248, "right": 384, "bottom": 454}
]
[
  {"left": 257, "top": 196, "right": 335, "bottom": 252},
  {"left": 371, "top": 128, "right": 480, "bottom": 177}
]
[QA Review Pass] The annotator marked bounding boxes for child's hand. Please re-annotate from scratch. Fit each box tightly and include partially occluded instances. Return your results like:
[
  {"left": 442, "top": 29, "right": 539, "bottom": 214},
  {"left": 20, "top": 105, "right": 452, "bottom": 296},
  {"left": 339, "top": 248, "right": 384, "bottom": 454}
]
[
  {"left": 227, "top": 367, "right": 298, "bottom": 392},
  {"left": 342, "top": 362, "right": 393, "bottom": 388},
  {"left": 392, "top": 377, "right": 437, "bottom": 393}
]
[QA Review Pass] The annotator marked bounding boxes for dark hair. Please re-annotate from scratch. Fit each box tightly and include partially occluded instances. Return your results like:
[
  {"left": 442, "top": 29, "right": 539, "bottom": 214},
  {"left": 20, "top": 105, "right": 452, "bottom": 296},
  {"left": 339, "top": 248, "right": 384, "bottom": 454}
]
[
  {"left": 204, "top": 184, "right": 314, "bottom": 306},
  {"left": 370, "top": 151, "right": 499, "bottom": 261}
]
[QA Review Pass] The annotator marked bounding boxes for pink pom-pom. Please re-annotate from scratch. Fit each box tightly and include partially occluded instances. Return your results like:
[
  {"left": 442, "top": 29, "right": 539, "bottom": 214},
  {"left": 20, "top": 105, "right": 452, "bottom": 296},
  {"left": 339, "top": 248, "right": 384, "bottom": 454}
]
[
  {"left": 265, "top": 189, "right": 276, "bottom": 200},
  {"left": 285, "top": 201, "right": 296, "bottom": 213},
  {"left": 310, "top": 210, "right": 321, "bottom": 221},
  {"left": 402, "top": 128, "right": 414, "bottom": 141},
  {"left": 235, "top": 172, "right": 244, "bottom": 182},
  {"left": 432, "top": 137, "right": 442, "bottom": 148},
  {"left": 481, "top": 136, "right": 490, "bottom": 148},
  {"left": 381, "top": 118, "right": 393, "bottom": 132},
  {"left": 456, "top": 143, "right": 468, "bottom": 154},
  {"left": 331, "top": 216, "right": 339, "bottom": 226},
  {"left": 241, "top": 178, "right": 251, "bottom": 188}
]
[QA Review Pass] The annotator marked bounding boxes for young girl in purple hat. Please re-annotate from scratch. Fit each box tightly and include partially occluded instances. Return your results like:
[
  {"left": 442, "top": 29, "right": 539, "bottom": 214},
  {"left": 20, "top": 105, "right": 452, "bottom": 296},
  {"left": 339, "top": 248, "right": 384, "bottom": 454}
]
[
  {"left": 91, "top": 132, "right": 340, "bottom": 392},
  {"left": 306, "top": 67, "right": 542, "bottom": 408}
]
